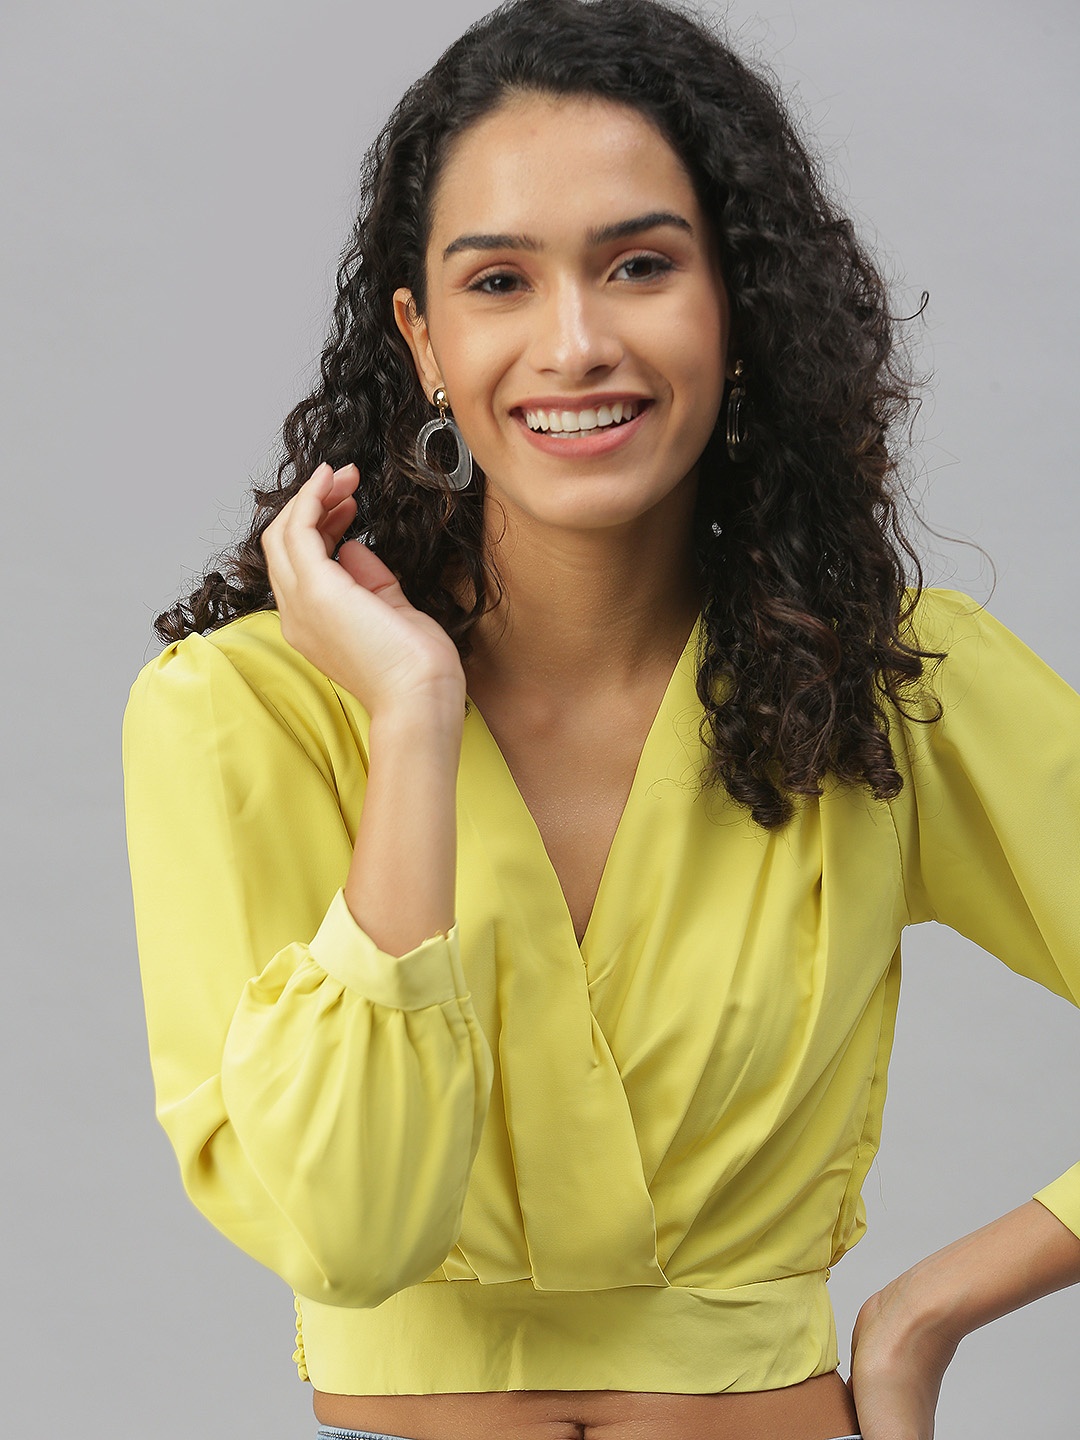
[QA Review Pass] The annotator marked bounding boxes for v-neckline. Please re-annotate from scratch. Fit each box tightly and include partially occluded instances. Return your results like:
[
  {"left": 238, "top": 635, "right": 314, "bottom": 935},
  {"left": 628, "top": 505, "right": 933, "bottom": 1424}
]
[{"left": 462, "top": 610, "right": 703, "bottom": 961}]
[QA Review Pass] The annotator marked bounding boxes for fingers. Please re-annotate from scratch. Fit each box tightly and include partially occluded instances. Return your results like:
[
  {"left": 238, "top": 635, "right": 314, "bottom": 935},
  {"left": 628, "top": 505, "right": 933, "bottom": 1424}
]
[
  {"left": 319, "top": 496, "right": 358, "bottom": 556},
  {"left": 312, "top": 464, "right": 359, "bottom": 557},
  {"left": 263, "top": 461, "right": 360, "bottom": 594},
  {"left": 288, "top": 463, "right": 358, "bottom": 538},
  {"left": 335, "top": 537, "right": 406, "bottom": 601}
]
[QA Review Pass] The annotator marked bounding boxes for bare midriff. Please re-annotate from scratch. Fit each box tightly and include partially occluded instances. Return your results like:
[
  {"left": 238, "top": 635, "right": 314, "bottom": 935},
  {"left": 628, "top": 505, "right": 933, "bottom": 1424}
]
[{"left": 312, "top": 1370, "right": 860, "bottom": 1439}]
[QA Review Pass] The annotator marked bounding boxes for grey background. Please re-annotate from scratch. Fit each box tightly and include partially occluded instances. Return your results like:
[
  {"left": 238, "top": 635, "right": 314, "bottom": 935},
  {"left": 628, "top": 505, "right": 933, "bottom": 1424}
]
[{"left": 3, "top": 0, "right": 1077, "bottom": 1435}]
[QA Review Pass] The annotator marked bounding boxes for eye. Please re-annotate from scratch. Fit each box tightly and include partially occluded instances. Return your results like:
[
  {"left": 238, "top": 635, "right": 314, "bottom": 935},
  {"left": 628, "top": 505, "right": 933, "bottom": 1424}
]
[
  {"left": 613, "top": 253, "right": 675, "bottom": 282},
  {"left": 466, "top": 269, "right": 525, "bottom": 296}
]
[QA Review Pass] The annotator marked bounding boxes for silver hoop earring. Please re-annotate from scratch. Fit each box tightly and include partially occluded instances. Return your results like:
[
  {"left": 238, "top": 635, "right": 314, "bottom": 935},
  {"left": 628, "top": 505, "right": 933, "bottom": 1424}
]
[
  {"left": 725, "top": 359, "right": 752, "bottom": 463},
  {"left": 414, "top": 387, "right": 473, "bottom": 492}
]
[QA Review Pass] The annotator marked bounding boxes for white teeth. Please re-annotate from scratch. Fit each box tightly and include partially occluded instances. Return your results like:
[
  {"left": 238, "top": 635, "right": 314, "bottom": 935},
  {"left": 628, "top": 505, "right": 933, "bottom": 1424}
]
[{"left": 523, "top": 400, "right": 641, "bottom": 434}]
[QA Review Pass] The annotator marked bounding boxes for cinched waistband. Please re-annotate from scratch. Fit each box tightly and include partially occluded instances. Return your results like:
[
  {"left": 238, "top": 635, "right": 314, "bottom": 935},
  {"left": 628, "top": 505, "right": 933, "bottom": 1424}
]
[{"left": 296, "top": 1270, "right": 840, "bottom": 1395}]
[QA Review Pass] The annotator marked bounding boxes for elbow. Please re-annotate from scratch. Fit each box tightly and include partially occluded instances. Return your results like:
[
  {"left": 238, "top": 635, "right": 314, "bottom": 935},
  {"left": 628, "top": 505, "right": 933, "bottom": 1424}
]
[
  {"left": 172, "top": 1134, "right": 467, "bottom": 1310},
  {"left": 285, "top": 1215, "right": 464, "bottom": 1310}
]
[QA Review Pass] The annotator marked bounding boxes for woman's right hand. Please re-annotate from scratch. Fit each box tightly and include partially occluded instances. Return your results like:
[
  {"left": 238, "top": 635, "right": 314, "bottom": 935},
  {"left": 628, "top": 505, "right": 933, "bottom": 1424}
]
[{"left": 261, "top": 462, "right": 466, "bottom": 715}]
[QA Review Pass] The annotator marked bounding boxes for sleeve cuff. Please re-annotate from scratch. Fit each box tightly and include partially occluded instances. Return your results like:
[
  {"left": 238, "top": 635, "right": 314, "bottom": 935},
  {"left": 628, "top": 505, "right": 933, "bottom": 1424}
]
[
  {"left": 1033, "top": 1161, "right": 1080, "bottom": 1240},
  {"left": 308, "top": 888, "right": 466, "bottom": 1011}
]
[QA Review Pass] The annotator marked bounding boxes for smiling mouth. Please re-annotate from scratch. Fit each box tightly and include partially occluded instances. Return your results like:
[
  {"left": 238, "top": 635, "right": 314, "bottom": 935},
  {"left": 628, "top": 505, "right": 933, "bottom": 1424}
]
[{"left": 520, "top": 399, "right": 649, "bottom": 435}]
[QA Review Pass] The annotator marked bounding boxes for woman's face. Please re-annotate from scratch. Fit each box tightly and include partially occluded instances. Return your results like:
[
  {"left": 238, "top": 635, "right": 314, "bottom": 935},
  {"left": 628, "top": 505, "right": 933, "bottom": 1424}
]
[{"left": 395, "top": 92, "right": 731, "bottom": 536}]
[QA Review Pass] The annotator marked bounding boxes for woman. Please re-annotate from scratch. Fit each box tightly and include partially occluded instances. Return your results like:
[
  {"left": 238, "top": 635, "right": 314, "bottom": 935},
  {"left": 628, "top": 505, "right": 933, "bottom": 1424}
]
[{"left": 122, "top": 1, "right": 1080, "bottom": 1437}]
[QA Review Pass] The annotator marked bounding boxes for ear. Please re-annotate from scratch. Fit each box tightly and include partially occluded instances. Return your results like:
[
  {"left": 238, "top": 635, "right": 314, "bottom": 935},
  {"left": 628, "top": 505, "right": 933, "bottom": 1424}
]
[{"left": 393, "top": 287, "right": 443, "bottom": 402}]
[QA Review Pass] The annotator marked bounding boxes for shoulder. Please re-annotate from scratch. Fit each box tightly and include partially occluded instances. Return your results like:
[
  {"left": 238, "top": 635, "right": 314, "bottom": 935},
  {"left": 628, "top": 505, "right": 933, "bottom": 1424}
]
[
  {"left": 128, "top": 608, "right": 327, "bottom": 711},
  {"left": 889, "top": 585, "right": 1079, "bottom": 747},
  {"left": 125, "top": 611, "right": 368, "bottom": 765},
  {"left": 899, "top": 585, "right": 990, "bottom": 655},
  {"left": 899, "top": 586, "right": 1068, "bottom": 691}
]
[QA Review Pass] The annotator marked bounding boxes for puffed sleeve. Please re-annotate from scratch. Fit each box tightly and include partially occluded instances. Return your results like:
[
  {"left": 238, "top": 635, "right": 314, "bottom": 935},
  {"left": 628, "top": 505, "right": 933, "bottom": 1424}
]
[
  {"left": 889, "top": 588, "right": 1080, "bottom": 1236},
  {"left": 122, "top": 621, "right": 494, "bottom": 1308}
]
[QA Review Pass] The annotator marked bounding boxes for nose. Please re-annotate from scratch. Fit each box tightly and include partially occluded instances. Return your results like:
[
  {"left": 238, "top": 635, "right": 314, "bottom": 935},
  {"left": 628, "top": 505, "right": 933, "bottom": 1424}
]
[{"left": 526, "top": 278, "right": 623, "bottom": 382}]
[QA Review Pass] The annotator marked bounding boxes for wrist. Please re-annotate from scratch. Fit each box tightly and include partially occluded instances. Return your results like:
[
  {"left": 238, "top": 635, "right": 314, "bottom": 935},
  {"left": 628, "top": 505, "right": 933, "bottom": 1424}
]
[
  {"left": 885, "top": 1255, "right": 969, "bottom": 1355},
  {"left": 369, "top": 685, "right": 467, "bottom": 739},
  {"left": 855, "top": 1261, "right": 963, "bottom": 1373},
  {"left": 875, "top": 1198, "right": 1080, "bottom": 1355}
]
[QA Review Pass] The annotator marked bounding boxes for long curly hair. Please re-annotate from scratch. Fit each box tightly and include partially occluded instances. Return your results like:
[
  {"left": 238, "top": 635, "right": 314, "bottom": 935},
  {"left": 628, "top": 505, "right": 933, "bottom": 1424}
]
[{"left": 156, "top": 0, "right": 943, "bottom": 829}]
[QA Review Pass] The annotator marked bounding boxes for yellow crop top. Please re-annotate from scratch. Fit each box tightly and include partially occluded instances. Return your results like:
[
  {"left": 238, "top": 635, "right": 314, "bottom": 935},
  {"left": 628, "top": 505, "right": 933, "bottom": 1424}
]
[{"left": 122, "top": 587, "right": 1080, "bottom": 1396}]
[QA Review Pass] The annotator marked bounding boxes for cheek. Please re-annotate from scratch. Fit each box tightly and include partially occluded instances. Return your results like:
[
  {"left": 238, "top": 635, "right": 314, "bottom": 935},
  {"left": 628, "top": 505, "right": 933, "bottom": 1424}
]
[
  {"left": 690, "top": 285, "right": 729, "bottom": 373},
  {"left": 433, "top": 345, "right": 514, "bottom": 473},
  {"left": 420, "top": 292, "right": 499, "bottom": 411},
  {"left": 665, "top": 294, "right": 729, "bottom": 459},
  {"left": 434, "top": 335, "right": 510, "bottom": 429},
  {"left": 647, "top": 280, "right": 727, "bottom": 381}
]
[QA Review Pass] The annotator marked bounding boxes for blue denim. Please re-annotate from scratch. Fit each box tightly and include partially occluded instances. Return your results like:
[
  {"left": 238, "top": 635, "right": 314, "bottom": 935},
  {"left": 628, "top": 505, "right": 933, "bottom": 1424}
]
[{"left": 316, "top": 1429, "right": 417, "bottom": 1440}]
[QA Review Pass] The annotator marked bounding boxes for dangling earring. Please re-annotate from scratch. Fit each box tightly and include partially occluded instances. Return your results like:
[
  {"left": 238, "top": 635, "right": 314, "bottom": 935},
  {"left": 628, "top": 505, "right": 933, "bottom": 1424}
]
[
  {"left": 725, "top": 359, "right": 752, "bottom": 463},
  {"left": 414, "top": 387, "right": 473, "bottom": 492}
]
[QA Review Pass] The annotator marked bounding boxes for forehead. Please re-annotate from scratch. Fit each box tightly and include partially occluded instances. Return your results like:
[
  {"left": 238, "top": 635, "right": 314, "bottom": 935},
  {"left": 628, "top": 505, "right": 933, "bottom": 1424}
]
[{"left": 428, "top": 93, "right": 702, "bottom": 247}]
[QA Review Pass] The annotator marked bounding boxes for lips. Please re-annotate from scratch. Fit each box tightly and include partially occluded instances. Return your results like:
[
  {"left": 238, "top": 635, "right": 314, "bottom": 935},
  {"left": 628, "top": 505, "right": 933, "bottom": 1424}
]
[{"left": 511, "top": 397, "right": 652, "bottom": 456}]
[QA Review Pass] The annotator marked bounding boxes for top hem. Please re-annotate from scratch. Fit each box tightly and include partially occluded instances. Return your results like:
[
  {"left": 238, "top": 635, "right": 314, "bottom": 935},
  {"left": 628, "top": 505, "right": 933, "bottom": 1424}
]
[{"left": 294, "top": 1271, "right": 838, "bottom": 1395}]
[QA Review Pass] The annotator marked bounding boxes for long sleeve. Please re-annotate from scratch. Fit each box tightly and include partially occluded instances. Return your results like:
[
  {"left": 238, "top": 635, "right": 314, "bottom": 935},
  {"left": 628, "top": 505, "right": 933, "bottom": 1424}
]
[
  {"left": 889, "top": 588, "right": 1080, "bottom": 1236},
  {"left": 122, "top": 618, "right": 494, "bottom": 1308}
]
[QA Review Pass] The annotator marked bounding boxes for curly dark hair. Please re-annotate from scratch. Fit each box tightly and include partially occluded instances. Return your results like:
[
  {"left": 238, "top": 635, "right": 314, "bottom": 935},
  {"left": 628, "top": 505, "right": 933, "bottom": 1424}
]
[{"left": 155, "top": 0, "right": 943, "bottom": 829}]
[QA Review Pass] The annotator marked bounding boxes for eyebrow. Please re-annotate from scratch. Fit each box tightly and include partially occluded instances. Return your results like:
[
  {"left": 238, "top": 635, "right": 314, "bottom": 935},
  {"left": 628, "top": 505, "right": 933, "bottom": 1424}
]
[{"left": 441, "top": 210, "right": 694, "bottom": 260}]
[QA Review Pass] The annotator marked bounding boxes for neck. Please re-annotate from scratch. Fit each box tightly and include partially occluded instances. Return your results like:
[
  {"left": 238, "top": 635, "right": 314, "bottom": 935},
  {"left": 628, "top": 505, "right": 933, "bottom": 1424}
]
[{"left": 461, "top": 488, "right": 704, "bottom": 699}]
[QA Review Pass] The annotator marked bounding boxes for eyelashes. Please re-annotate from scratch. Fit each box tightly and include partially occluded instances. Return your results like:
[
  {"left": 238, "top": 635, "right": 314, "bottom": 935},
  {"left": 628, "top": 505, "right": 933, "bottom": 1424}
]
[
  {"left": 464, "top": 252, "right": 677, "bottom": 295},
  {"left": 467, "top": 271, "right": 524, "bottom": 295},
  {"left": 614, "top": 254, "right": 676, "bottom": 282}
]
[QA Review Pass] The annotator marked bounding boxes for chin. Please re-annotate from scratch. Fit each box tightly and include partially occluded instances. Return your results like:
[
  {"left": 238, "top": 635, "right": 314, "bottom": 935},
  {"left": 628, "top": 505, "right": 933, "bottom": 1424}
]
[
  {"left": 481, "top": 454, "right": 693, "bottom": 529},
  {"left": 533, "top": 490, "right": 667, "bottom": 531}
]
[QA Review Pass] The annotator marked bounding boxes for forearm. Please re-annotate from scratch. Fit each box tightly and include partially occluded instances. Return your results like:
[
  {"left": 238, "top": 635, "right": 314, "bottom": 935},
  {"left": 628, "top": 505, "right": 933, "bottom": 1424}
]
[
  {"left": 886, "top": 1199, "right": 1080, "bottom": 1350},
  {"left": 345, "top": 694, "right": 466, "bottom": 956},
  {"left": 848, "top": 1200, "right": 1080, "bottom": 1437}
]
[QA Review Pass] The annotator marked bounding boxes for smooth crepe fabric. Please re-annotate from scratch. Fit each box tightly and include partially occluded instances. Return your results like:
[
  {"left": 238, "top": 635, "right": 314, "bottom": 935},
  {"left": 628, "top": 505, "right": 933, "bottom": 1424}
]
[{"left": 122, "top": 588, "right": 1080, "bottom": 1395}]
